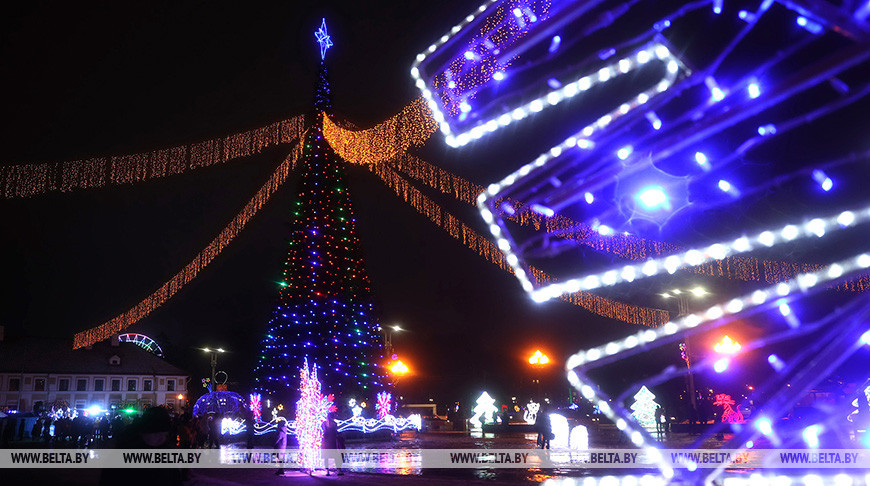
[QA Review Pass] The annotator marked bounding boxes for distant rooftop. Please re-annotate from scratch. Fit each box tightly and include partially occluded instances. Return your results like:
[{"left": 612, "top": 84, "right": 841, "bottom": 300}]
[{"left": 0, "top": 336, "right": 189, "bottom": 376}]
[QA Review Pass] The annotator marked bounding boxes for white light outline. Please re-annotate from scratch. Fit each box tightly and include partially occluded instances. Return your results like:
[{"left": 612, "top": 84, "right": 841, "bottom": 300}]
[
  {"left": 409, "top": 0, "right": 686, "bottom": 148},
  {"left": 481, "top": 179, "right": 869, "bottom": 301},
  {"left": 564, "top": 252, "right": 870, "bottom": 480},
  {"left": 472, "top": 49, "right": 688, "bottom": 296}
]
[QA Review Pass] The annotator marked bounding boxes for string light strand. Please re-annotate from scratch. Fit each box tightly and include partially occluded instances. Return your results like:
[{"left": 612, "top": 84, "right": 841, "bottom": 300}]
[
  {"left": 72, "top": 141, "right": 303, "bottom": 348},
  {"left": 322, "top": 98, "right": 437, "bottom": 165},
  {"left": 2, "top": 116, "right": 304, "bottom": 198},
  {"left": 366, "top": 161, "right": 669, "bottom": 327}
]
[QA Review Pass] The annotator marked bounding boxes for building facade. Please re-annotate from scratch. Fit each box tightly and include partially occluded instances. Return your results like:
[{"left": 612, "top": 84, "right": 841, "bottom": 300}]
[{"left": 0, "top": 333, "right": 189, "bottom": 414}]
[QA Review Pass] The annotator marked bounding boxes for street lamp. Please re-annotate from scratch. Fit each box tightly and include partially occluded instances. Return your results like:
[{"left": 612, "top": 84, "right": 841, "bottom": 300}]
[
  {"left": 200, "top": 347, "right": 226, "bottom": 388},
  {"left": 378, "top": 324, "right": 403, "bottom": 357},
  {"left": 390, "top": 360, "right": 409, "bottom": 375},
  {"left": 528, "top": 350, "right": 551, "bottom": 400},
  {"left": 529, "top": 350, "right": 550, "bottom": 365},
  {"left": 660, "top": 287, "right": 709, "bottom": 418},
  {"left": 713, "top": 335, "right": 741, "bottom": 354}
]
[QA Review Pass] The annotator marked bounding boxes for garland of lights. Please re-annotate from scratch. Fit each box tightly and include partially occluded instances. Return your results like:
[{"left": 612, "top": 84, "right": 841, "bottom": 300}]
[
  {"left": 11, "top": 92, "right": 857, "bottom": 348},
  {"left": 72, "top": 142, "right": 303, "bottom": 348},
  {"left": 366, "top": 161, "right": 670, "bottom": 327},
  {"left": 1, "top": 116, "right": 303, "bottom": 199},
  {"left": 322, "top": 98, "right": 437, "bottom": 165}
]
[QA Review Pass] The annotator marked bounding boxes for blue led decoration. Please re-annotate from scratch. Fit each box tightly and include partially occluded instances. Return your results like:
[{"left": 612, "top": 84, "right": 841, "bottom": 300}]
[
  {"left": 455, "top": 0, "right": 870, "bottom": 301},
  {"left": 193, "top": 391, "right": 245, "bottom": 416},
  {"left": 315, "top": 18, "right": 333, "bottom": 60}
]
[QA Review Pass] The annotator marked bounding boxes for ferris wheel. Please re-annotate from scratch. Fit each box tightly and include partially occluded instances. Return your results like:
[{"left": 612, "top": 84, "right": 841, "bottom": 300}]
[{"left": 117, "top": 333, "right": 164, "bottom": 358}]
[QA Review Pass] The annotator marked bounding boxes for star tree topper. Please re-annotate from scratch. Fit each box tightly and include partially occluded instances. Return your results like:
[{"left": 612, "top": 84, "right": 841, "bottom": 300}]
[{"left": 315, "top": 18, "right": 333, "bottom": 60}]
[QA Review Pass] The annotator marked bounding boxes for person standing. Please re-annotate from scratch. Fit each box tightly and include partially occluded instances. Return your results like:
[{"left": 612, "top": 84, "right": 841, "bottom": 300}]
[
  {"left": 321, "top": 412, "right": 344, "bottom": 475},
  {"left": 535, "top": 405, "right": 553, "bottom": 449},
  {"left": 274, "top": 417, "right": 289, "bottom": 476}
]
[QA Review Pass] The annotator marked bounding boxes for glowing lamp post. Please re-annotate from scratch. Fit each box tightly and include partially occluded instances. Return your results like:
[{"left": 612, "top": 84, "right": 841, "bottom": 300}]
[
  {"left": 714, "top": 336, "right": 741, "bottom": 354},
  {"left": 529, "top": 350, "right": 550, "bottom": 365},
  {"left": 200, "top": 347, "right": 226, "bottom": 388},
  {"left": 661, "top": 287, "right": 709, "bottom": 417},
  {"left": 529, "top": 350, "right": 550, "bottom": 399},
  {"left": 390, "top": 360, "right": 409, "bottom": 375},
  {"left": 378, "top": 324, "right": 403, "bottom": 357}
]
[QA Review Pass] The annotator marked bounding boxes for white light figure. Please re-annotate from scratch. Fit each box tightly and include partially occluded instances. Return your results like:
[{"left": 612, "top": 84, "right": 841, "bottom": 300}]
[
  {"left": 630, "top": 386, "right": 660, "bottom": 428},
  {"left": 550, "top": 413, "right": 570, "bottom": 448},
  {"left": 469, "top": 391, "right": 499, "bottom": 429},
  {"left": 570, "top": 424, "right": 589, "bottom": 450},
  {"left": 221, "top": 417, "right": 246, "bottom": 435},
  {"left": 524, "top": 401, "right": 540, "bottom": 424}
]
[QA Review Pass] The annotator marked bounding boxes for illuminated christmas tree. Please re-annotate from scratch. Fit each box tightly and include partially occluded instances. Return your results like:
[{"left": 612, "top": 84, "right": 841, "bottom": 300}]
[
  {"left": 253, "top": 20, "right": 389, "bottom": 402},
  {"left": 630, "top": 386, "right": 659, "bottom": 428}
]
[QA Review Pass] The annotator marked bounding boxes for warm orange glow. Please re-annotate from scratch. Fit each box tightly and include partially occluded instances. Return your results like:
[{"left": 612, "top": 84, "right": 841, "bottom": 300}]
[
  {"left": 529, "top": 350, "right": 550, "bottom": 365},
  {"left": 176, "top": 394, "right": 184, "bottom": 400},
  {"left": 322, "top": 97, "right": 436, "bottom": 164},
  {"left": 390, "top": 360, "right": 409, "bottom": 375},
  {"left": 714, "top": 336, "right": 742, "bottom": 354}
]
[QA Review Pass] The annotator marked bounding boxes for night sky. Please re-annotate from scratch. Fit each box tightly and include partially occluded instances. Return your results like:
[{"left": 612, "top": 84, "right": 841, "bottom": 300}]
[{"left": 2, "top": 1, "right": 868, "bottom": 410}]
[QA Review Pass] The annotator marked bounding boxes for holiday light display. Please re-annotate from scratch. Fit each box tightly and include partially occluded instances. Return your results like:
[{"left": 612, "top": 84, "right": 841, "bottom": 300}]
[
  {"left": 322, "top": 98, "right": 437, "bottom": 165},
  {"left": 387, "top": 151, "right": 869, "bottom": 292},
  {"left": 221, "top": 417, "right": 247, "bottom": 435},
  {"left": 249, "top": 393, "right": 262, "bottom": 422},
  {"left": 847, "top": 385, "right": 870, "bottom": 424},
  {"left": 116, "top": 333, "right": 164, "bottom": 357},
  {"left": 430, "top": 0, "right": 870, "bottom": 310},
  {"left": 1, "top": 116, "right": 303, "bottom": 198},
  {"left": 376, "top": 391, "right": 392, "bottom": 419},
  {"left": 566, "top": 254, "right": 870, "bottom": 481},
  {"left": 314, "top": 18, "right": 333, "bottom": 60},
  {"left": 335, "top": 412, "right": 422, "bottom": 434},
  {"left": 193, "top": 390, "right": 246, "bottom": 416},
  {"left": 713, "top": 336, "right": 741, "bottom": 355},
  {"left": 366, "top": 160, "right": 670, "bottom": 327},
  {"left": 713, "top": 394, "right": 744, "bottom": 424},
  {"left": 469, "top": 391, "right": 499, "bottom": 428},
  {"left": 524, "top": 401, "right": 539, "bottom": 424},
  {"left": 252, "top": 27, "right": 389, "bottom": 400},
  {"left": 630, "top": 386, "right": 659, "bottom": 429},
  {"left": 73, "top": 145, "right": 303, "bottom": 348},
  {"left": 295, "top": 358, "right": 333, "bottom": 472}
]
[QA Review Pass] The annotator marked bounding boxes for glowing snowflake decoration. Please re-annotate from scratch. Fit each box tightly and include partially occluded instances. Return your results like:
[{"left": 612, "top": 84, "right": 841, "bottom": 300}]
[
  {"left": 376, "top": 391, "right": 392, "bottom": 419},
  {"left": 249, "top": 393, "right": 262, "bottom": 422}
]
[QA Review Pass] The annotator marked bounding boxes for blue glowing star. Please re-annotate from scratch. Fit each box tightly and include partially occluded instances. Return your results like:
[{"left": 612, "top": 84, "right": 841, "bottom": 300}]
[{"left": 315, "top": 18, "right": 333, "bottom": 60}]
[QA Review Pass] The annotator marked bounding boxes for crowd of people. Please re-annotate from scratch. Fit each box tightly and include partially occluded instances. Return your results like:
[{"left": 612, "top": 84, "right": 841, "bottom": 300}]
[{"left": 0, "top": 405, "right": 239, "bottom": 450}]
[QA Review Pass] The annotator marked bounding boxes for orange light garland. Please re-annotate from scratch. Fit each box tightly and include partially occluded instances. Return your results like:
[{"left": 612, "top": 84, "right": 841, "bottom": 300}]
[
  {"left": 72, "top": 140, "right": 304, "bottom": 348},
  {"left": 366, "top": 161, "right": 670, "bottom": 328},
  {"left": 2, "top": 116, "right": 304, "bottom": 198},
  {"left": 385, "top": 152, "right": 869, "bottom": 292},
  {"left": 322, "top": 97, "right": 437, "bottom": 164}
]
